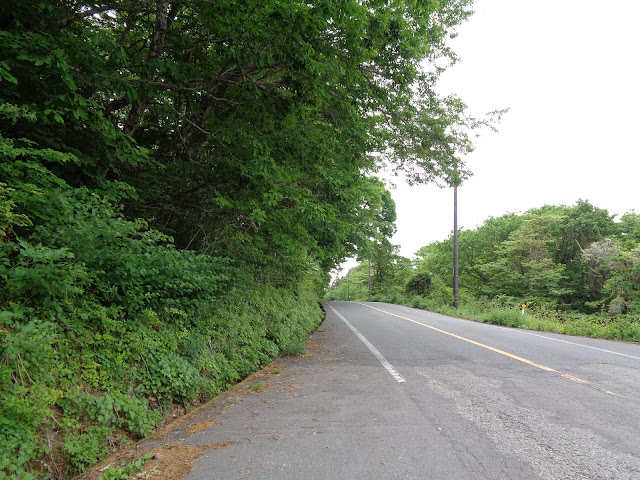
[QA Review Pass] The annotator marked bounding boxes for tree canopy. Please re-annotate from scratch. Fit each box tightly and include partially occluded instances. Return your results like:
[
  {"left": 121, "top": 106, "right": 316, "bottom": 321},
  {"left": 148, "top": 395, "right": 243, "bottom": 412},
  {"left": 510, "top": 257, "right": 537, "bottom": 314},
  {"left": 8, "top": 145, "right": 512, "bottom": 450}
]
[
  {"left": 412, "top": 201, "right": 640, "bottom": 314},
  {"left": 1, "top": 0, "right": 489, "bottom": 279}
]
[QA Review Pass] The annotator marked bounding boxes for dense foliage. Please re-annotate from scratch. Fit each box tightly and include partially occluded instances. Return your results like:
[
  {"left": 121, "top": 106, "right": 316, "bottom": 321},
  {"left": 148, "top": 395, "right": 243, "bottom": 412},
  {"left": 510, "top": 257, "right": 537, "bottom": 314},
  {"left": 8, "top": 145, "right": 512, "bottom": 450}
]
[
  {"left": 0, "top": 1, "right": 484, "bottom": 477},
  {"left": 330, "top": 200, "right": 640, "bottom": 340},
  {"left": 414, "top": 201, "right": 640, "bottom": 314}
]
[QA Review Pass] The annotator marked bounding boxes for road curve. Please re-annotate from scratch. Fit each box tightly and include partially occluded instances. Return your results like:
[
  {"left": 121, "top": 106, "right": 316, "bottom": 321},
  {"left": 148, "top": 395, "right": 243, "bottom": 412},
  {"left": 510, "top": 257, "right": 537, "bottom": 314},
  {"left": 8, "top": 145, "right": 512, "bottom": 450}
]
[{"left": 177, "top": 301, "right": 640, "bottom": 480}]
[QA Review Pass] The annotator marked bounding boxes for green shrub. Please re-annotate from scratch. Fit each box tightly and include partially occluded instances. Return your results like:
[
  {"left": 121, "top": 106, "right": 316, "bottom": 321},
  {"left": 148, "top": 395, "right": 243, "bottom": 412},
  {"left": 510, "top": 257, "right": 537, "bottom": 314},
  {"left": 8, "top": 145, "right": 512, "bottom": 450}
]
[
  {"left": 58, "top": 391, "right": 160, "bottom": 439},
  {"left": 0, "top": 175, "right": 326, "bottom": 478},
  {"left": 136, "top": 352, "right": 205, "bottom": 405},
  {"left": 427, "top": 276, "right": 454, "bottom": 306},
  {"left": 482, "top": 308, "right": 525, "bottom": 328},
  {"left": 280, "top": 339, "right": 307, "bottom": 356},
  {"left": 617, "top": 318, "right": 640, "bottom": 342},
  {"left": 196, "top": 351, "right": 239, "bottom": 392},
  {"left": 98, "top": 453, "right": 153, "bottom": 480},
  {"left": 62, "top": 426, "right": 114, "bottom": 475},
  {"left": 0, "top": 384, "right": 53, "bottom": 480},
  {"left": 407, "top": 273, "right": 431, "bottom": 296},
  {"left": 409, "top": 296, "right": 428, "bottom": 309}
]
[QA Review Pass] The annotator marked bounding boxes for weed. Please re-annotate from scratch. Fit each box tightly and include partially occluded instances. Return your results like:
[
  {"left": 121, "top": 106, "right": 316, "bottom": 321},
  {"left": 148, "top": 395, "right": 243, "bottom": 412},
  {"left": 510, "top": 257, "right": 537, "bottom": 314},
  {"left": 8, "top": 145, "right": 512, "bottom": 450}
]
[
  {"left": 62, "top": 426, "right": 115, "bottom": 475},
  {"left": 98, "top": 453, "right": 153, "bottom": 480},
  {"left": 280, "top": 340, "right": 307, "bottom": 357},
  {"left": 482, "top": 308, "right": 524, "bottom": 328}
]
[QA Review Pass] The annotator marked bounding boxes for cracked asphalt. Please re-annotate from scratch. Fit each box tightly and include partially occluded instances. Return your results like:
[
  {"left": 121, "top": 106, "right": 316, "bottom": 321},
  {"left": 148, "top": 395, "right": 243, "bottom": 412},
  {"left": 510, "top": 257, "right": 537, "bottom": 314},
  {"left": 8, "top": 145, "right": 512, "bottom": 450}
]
[{"left": 132, "top": 301, "right": 640, "bottom": 479}]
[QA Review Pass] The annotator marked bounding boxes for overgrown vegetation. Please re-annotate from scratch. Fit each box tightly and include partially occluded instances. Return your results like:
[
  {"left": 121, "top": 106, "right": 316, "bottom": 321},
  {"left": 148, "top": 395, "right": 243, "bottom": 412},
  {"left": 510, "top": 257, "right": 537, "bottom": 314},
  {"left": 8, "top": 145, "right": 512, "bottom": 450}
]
[
  {"left": 0, "top": 1, "right": 486, "bottom": 478},
  {"left": 328, "top": 200, "right": 640, "bottom": 342},
  {"left": 97, "top": 453, "right": 153, "bottom": 480}
]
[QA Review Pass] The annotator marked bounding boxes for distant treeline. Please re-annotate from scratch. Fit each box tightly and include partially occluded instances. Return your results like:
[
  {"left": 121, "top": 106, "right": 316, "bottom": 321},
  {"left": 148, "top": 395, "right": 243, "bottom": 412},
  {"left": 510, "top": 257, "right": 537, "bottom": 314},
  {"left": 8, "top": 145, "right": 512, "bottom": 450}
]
[{"left": 329, "top": 200, "right": 640, "bottom": 339}]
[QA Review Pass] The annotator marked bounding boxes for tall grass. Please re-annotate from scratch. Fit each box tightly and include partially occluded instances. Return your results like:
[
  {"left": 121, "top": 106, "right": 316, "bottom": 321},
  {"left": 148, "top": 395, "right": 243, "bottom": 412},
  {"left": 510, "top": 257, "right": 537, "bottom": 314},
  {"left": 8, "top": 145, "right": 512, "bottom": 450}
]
[{"left": 370, "top": 292, "right": 640, "bottom": 343}]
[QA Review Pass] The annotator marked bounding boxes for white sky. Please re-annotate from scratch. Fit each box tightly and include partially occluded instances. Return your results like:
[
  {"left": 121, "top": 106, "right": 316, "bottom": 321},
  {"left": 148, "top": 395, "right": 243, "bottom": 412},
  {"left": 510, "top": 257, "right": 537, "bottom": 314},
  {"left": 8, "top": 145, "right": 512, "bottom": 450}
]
[{"left": 338, "top": 0, "right": 640, "bottom": 276}]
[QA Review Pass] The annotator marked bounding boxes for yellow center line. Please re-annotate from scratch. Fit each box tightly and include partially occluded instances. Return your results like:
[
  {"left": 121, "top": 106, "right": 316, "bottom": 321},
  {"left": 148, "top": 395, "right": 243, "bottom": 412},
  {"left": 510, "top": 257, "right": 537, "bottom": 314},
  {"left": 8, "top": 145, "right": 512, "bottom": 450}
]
[{"left": 357, "top": 302, "right": 623, "bottom": 398}]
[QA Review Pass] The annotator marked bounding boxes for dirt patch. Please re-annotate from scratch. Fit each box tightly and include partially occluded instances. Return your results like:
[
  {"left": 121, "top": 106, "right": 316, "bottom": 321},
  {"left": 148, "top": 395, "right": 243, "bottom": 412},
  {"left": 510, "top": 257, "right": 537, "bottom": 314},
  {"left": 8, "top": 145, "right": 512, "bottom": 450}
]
[
  {"left": 225, "top": 382, "right": 269, "bottom": 396},
  {"left": 320, "top": 356, "right": 345, "bottom": 362},
  {"left": 80, "top": 442, "right": 237, "bottom": 480},
  {"left": 254, "top": 363, "right": 286, "bottom": 376},
  {"left": 141, "top": 397, "right": 224, "bottom": 445},
  {"left": 163, "top": 405, "right": 188, "bottom": 425},
  {"left": 141, "top": 442, "right": 237, "bottom": 479},
  {"left": 277, "top": 381, "right": 302, "bottom": 393},
  {"left": 184, "top": 418, "right": 221, "bottom": 435},
  {"left": 305, "top": 340, "right": 325, "bottom": 354},
  {"left": 220, "top": 362, "right": 286, "bottom": 397}
]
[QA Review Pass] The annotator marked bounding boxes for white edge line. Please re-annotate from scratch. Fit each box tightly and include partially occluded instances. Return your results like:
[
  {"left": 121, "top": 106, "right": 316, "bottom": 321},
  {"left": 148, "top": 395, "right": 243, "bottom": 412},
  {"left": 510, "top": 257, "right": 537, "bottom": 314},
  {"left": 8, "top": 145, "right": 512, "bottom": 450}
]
[
  {"left": 328, "top": 305, "right": 406, "bottom": 383},
  {"left": 504, "top": 329, "right": 640, "bottom": 361},
  {"left": 386, "top": 302, "right": 640, "bottom": 362}
]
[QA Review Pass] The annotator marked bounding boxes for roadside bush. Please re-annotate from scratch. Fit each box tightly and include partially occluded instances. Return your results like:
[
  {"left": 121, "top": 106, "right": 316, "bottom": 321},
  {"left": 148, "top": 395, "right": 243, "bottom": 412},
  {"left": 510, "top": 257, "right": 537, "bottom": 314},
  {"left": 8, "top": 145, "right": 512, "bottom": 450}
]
[
  {"left": 0, "top": 315, "right": 60, "bottom": 479},
  {"left": 61, "top": 426, "right": 115, "bottom": 475},
  {"left": 409, "top": 295, "right": 429, "bottom": 309},
  {"left": 481, "top": 308, "right": 524, "bottom": 328},
  {"left": 616, "top": 317, "right": 640, "bottom": 342},
  {"left": 136, "top": 352, "right": 205, "bottom": 405},
  {"left": 98, "top": 453, "right": 153, "bottom": 480},
  {"left": 407, "top": 273, "right": 431, "bottom": 296},
  {"left": 280, "top": 339, "right": 307, "bottom": 356},
  {"left": 58, "top": 391, "right": 160, "bottom": 439},
  {"left": 372, "top": 281, "right": 640, "bottom": 344},
  {"left": 0, "top": 181, "right": 326, "bottom": 478},
  {"left": 427, "top": 276, "right": 454, "bottom": 306}
]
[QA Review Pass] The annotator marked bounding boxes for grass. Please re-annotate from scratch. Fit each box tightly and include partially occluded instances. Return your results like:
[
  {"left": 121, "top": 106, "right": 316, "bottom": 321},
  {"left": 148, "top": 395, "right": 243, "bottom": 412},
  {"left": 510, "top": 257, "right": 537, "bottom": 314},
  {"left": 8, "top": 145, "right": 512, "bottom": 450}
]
[
  {"left": 279, "top": 339, "right": 307, "bottom": 357},
  {"left": 370, "top": 293, "right": 640, "bottom": 343}
]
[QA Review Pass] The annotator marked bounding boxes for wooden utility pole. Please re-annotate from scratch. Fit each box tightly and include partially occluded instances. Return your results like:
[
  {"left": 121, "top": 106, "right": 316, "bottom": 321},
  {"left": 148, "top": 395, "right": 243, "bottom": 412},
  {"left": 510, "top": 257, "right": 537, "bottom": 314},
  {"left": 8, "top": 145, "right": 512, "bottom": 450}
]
[
  {"left": 368, "top": 258, "right": 371, "bottom": 301},
  {"left": 453, "top": 185, "right": 459, "bottom": 309}
]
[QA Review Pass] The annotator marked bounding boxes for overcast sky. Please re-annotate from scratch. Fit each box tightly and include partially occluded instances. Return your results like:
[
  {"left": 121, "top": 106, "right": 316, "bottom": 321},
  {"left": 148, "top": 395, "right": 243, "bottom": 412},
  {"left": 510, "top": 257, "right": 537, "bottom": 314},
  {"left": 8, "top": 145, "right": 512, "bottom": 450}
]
[{"left": 344, "top": 0, "right": 640, "bottom": 274}]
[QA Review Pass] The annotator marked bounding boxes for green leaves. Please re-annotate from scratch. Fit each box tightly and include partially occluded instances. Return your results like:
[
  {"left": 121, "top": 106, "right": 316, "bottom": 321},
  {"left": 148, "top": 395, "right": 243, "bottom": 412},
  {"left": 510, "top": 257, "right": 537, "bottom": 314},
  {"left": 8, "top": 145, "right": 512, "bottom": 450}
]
[
  {"left": 582, "top": 239, "right": 640, "bottom": 314},
  {"left": 6, "top": 244, "right": 88, "bottom": 302},
  {"left": 479, "top": 214, "right": 569, "bottom": 302},
  {"left": 412, "top": 201, "right": 640, "bottom": 315},
  {"left": 61, "top": 426, "right": 114, "bottom": 475},
  {"left": 0, "top": 61, "right": 18, "bottom": 84}
]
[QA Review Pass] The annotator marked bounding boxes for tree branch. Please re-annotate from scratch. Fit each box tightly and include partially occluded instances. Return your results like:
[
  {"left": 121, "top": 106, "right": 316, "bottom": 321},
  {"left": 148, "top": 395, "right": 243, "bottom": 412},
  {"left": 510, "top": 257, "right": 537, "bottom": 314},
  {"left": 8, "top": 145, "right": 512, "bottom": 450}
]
[
  {"left": 53, "top": 1, "right": 156, "bottom": 31},
  {"left": 123, "top": 1, "right": 169, "bottom": 135}
]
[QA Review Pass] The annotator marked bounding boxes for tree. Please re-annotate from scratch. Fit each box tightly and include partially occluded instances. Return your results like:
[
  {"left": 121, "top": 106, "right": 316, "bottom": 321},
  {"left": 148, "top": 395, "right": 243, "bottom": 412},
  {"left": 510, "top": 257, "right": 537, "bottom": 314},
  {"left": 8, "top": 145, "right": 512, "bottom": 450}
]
[
  {"left": 582, "top": 240, "right": 640, "bottom": 314},
  {"left": 0, "top": 0, "right": 485, "bottom": 280},
  {"left": 479, "top": 214, "right": 569, "bottom": 303},
  {"left": 616, "top": 212, "right": 640, "bottom": 250},
  {"left": 527, "top": 201, "right": 615, "bottom": 309},
  {"left": 415, "top": 212, "right": 524, "bottom": 291},
  {"left": 407, "top": 272, "right": 432, "bottom": 296}
]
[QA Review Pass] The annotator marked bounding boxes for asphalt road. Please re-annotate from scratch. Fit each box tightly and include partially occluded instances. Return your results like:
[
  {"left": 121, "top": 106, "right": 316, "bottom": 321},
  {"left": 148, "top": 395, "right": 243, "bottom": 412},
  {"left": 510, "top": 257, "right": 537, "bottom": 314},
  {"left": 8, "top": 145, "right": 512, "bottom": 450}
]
[{"left": 176, "top": 301, "right": 640, "bottom": 480}]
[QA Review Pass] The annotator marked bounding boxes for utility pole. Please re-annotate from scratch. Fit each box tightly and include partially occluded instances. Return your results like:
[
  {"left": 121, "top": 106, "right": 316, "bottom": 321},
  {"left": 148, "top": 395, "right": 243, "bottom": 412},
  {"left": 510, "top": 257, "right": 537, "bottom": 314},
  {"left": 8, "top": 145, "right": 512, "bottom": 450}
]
[
  {"left": 368, "top": 258, "right": 371, "bottom": 301},
  {"left": 453, "top": 184, "right": 459, "bottom": 309}
]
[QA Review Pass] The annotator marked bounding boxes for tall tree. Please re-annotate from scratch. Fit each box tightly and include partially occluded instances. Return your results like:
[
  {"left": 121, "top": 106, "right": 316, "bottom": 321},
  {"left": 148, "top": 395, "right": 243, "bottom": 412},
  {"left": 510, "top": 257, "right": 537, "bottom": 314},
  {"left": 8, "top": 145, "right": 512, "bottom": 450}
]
[
  {"left": 1, "top": 0, "right": 486, "bottom": 279},
  {"left": 582, "top": 240, "right": 640, "bottom": 314}
]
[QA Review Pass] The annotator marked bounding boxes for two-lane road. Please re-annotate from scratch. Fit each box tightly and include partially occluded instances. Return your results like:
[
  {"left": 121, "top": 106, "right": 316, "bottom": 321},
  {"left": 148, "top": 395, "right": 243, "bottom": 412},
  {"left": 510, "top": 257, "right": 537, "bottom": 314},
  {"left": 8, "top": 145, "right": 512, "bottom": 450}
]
[
  {"left": 180, "top": 301, "right": 640, "bottom": 480},
  {"left": 328, "top": 302, "right": 640, "bottom": 479}
]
